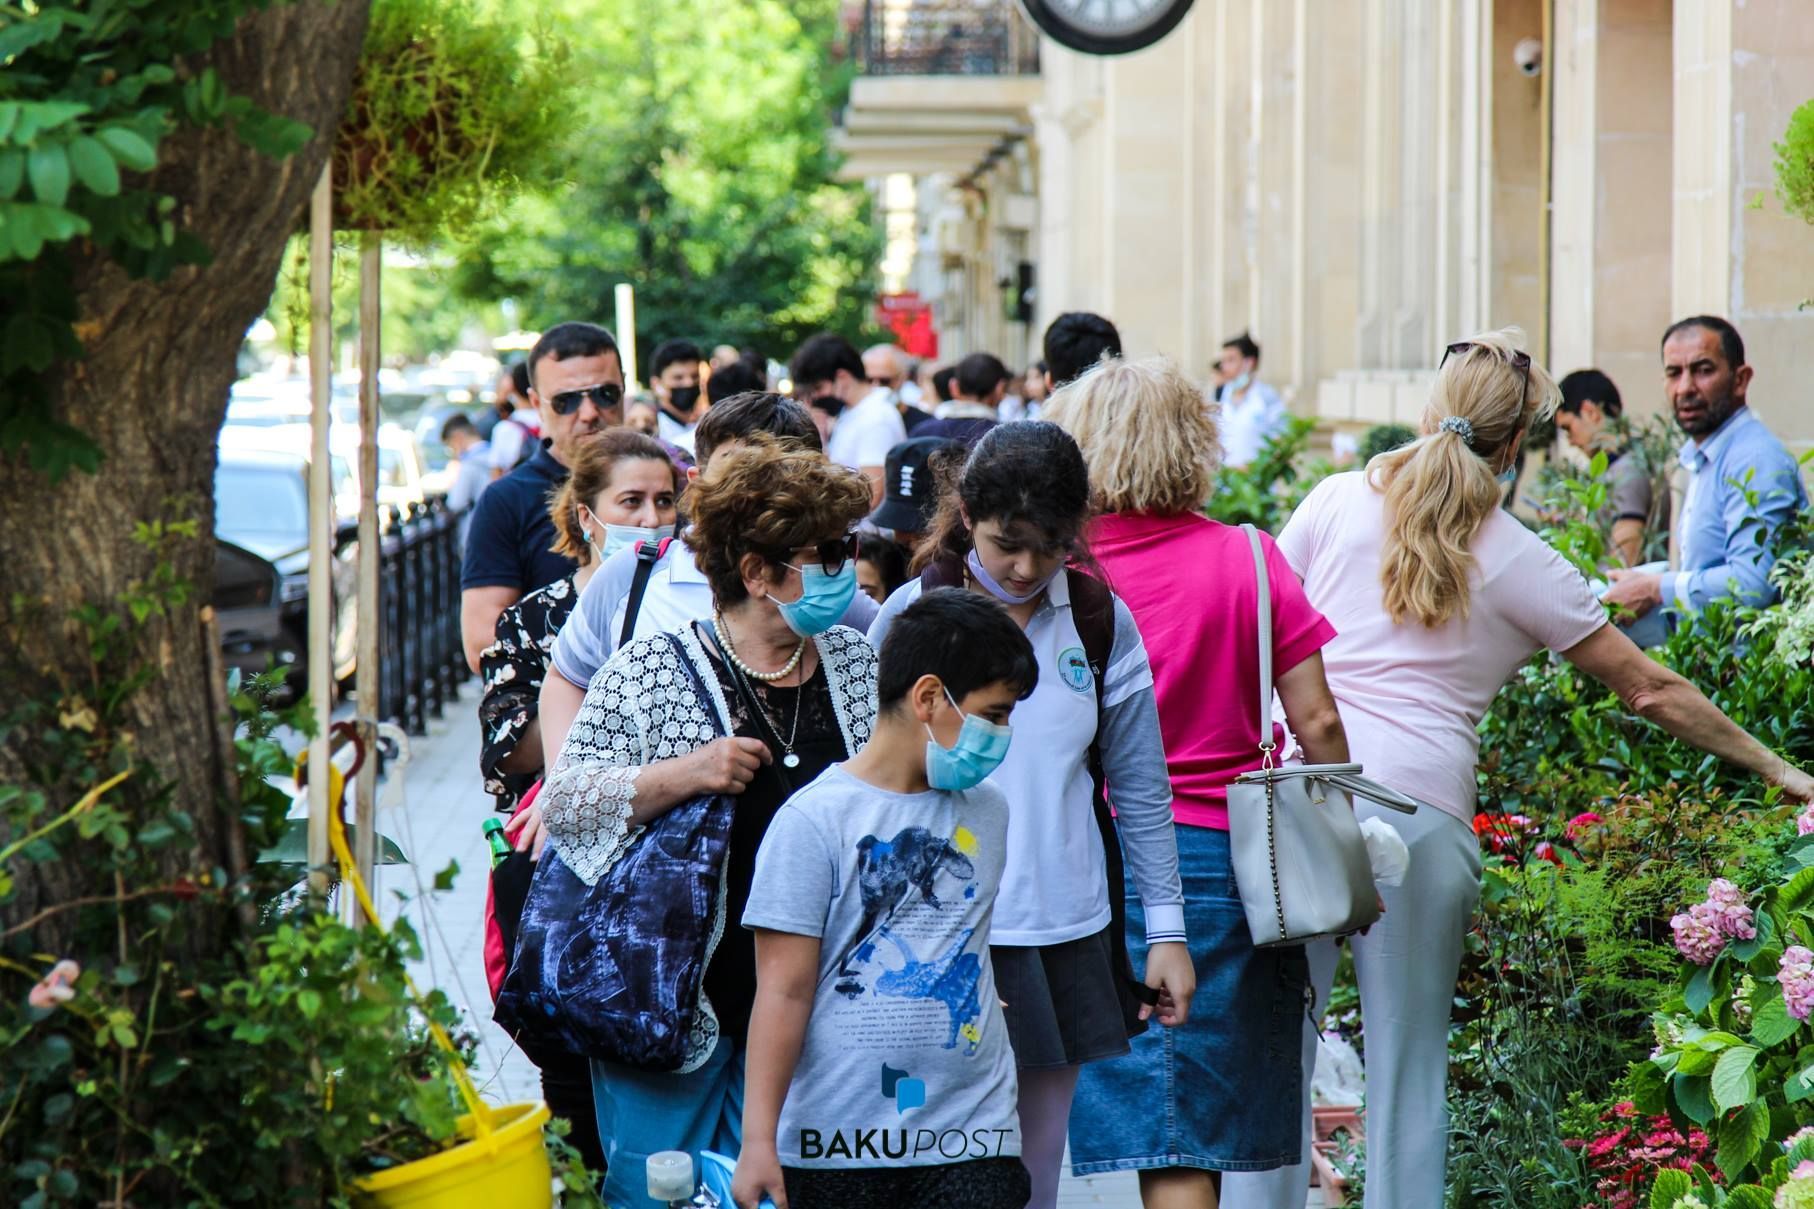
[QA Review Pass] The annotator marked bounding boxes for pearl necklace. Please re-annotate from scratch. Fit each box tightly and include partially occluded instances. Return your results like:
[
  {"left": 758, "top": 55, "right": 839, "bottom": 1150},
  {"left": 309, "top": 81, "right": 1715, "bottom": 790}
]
[{"left": 713, "top": 612, "right": 806, "bottom": 682}]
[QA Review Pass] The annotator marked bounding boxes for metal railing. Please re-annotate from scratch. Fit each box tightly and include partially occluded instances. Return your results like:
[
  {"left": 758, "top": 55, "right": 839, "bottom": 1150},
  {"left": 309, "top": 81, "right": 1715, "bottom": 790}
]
[
  {"left": 377, "top": 498, "right": 467, "bottom": 735},
  {"left": 851, "top": 0, "right": 1040, "bottom": 76}
]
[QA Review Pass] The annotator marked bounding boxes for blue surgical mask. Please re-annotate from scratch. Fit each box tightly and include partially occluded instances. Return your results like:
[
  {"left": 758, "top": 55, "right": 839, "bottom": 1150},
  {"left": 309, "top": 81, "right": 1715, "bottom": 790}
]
[
  {"left": 600, "top": 522, "right": 675, "bottom": 558},
  {"left": 769, "top": 561, "right": 859, "bottom": 637},
  {"left": 925, "top": 689, "right": 1012, "bottom": 791},
  {"left": 1498, "top": 465, "right": 1518, "bottom": 486},
  {"left": 1228, "top": 371, "right": 1252, "bottom": 393}
]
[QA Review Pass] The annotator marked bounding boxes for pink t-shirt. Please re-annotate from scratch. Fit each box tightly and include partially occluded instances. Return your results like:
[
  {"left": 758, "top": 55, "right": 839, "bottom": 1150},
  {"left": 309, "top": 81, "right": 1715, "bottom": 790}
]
[
  {"left": 1090, "top": 512, "right": 1336, "bottom": 831},
  {"left": 1276, "top": 472, "right": 1609, "bottom": 823}
]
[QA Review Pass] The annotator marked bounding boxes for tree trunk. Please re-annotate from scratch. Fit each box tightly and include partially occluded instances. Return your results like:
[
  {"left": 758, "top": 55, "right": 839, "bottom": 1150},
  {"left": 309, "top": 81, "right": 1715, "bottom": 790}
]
[{"left": 0, "top": 1, "right": 372, "bottom": 949}]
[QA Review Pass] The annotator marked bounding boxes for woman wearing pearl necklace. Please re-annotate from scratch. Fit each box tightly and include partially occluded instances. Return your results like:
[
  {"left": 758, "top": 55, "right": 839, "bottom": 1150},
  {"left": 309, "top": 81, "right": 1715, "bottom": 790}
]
[{"left": 539, "top": 439, "right": 878, "bottom": 1209}]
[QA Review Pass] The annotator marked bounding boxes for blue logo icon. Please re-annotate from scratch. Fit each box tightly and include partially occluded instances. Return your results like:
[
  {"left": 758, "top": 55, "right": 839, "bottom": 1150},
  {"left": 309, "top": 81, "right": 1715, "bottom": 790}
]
[
  {"left": 882, "top": 1063, "right": 927, "bottom": 1115},
  {"left": 1057, "top": 647, "right": 1093, "bottom": 694}
]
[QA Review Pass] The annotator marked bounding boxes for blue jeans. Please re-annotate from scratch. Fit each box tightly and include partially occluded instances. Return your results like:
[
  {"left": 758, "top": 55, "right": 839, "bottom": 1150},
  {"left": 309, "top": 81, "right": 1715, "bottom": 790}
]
[
  {"left": 1070, "top": 825, "right": 1308, "bottom": 1174},
  {"left": 592, "top": 1038, "right": 745, "bottom": 1209}
]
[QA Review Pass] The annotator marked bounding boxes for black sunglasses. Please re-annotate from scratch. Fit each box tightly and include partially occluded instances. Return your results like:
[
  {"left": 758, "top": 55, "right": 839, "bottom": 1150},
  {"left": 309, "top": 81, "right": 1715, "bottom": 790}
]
[
  {"left": 784, "top": 534, "right": 860, "bottom": 577},
  {"left": 547, "top": 382, "right": 624, "bottom": 416},
  {"left": 1441, "top": 341, "right": 1531, "bottom": 402}
]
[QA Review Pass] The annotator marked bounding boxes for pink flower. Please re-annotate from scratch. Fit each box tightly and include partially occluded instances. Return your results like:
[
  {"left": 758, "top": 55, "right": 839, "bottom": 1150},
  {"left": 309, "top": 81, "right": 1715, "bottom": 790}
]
[
  {"left": 1787, "top": 1126, "right": 1814, "bottom": 1151},
  {"left": 1798, "top": 805, "right": 1814, "bottom": 836},
  {"left": 26, "top": 959, "right": 79, "bottom": 1011},
  {"left": 1719, "top": 902, "right": 1758, "bottom": 940},
  {"left": 1780, "top": 947, "right": 1814, "bottom": 1021},
  {"left": 1565, "top": 811, "right": 1604, "bottom": 840},
  {"left": 1707, "top": 879, "right": 1744, "bottom": 908},
  {"left": 1673, "top": 903, "right": 1727, "bottom": 965},
  {"left": 1797, "top": 1161, "right": 1814, "bottom": 1180}
]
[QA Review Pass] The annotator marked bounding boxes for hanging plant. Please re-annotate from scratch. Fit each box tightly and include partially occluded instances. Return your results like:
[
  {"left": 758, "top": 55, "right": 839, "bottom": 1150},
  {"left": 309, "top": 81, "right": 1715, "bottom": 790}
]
[
  {"left": 332, "top": 0, "right": 572, "bottom": 243},
  {"left": 1775, "top": 97, "right": 1814, "bottom": 227}
]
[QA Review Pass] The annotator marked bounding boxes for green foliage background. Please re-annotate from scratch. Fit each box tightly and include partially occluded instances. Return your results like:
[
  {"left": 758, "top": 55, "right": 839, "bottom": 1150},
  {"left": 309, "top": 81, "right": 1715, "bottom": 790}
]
[{"left": 447, "top": 0, "right": 884, "bottom": 369}]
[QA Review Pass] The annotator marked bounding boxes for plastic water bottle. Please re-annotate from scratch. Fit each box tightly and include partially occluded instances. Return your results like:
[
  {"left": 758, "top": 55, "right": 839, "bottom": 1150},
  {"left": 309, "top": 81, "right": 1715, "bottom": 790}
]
[
  {"left": 647, "top": 1150, "right": 694, "bottom": 1207},
  {"left": 481, "top": 817, "right": 512, "bottom": 869}
]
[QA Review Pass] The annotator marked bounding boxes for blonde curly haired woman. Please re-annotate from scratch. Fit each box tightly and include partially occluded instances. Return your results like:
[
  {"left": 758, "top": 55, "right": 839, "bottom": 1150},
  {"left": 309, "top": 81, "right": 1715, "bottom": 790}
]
[
  {"left": 1225, "top": 331, "right": 1814, "bottom": 1209},
  {"left": 1045, "top": 358, "right": 1351, "bottom": 1209}
]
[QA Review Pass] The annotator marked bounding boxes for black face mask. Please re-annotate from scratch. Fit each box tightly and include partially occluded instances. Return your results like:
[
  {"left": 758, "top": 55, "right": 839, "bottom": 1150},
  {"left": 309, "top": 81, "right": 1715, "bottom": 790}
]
[
  {"left": 664, "top": 385, "right": 701, "bottom": 419},
  {"left": 809, "top": 392, "right": 846, "bottom": 419}
]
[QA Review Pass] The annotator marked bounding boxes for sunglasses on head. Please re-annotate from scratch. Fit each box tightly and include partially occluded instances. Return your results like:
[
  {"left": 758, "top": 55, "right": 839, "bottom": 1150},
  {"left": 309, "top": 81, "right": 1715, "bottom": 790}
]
[
  {"left": 1440, "top": 341, "right": 1531, "bottom": 402},
  {"left": 784, "top": 533, "right": 860, "bottom": 577},
  {"left": 547, "top": 382, "right": 624, "bottom": 416}
]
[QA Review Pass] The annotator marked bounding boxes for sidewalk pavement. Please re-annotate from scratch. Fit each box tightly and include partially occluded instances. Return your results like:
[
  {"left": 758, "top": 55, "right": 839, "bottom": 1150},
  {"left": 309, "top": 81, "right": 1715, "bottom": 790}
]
[{"left": 382, "top": 679, "right": 1309, "bottom": 1209}]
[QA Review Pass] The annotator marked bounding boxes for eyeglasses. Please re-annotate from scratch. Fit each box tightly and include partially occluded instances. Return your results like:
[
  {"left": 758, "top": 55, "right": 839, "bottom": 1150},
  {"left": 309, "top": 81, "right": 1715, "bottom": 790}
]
[
  {"left": 866, "top": 376, "right": 894, "bottom": 387},
  {"left": 1441, "top": 341, "right": 1531, "bottom": 403},
  {"left": 785, "top": 534, "right": 859, "bottom": 577},
  {"left": 547, "top": 382, "right": 625, "bottom": 416}
]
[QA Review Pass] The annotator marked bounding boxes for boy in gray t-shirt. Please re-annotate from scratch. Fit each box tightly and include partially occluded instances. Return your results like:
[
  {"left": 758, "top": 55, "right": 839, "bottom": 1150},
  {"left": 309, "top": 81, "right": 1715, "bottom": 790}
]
[{"left": 735, "top": 589, "right": 1040, "bottom": 1209}]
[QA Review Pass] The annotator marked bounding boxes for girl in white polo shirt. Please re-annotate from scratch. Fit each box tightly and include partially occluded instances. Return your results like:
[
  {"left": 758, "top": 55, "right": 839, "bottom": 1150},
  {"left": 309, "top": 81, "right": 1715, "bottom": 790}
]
[{"left": 867, "top": 422, "right": 1197, "bottom": 1209}]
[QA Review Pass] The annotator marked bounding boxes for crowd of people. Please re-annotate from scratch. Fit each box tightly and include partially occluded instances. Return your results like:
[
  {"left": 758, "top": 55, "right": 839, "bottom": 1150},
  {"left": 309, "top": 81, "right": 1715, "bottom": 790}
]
[{"left": 452, "top": 309, "right": 1813, "bottom": 1209}]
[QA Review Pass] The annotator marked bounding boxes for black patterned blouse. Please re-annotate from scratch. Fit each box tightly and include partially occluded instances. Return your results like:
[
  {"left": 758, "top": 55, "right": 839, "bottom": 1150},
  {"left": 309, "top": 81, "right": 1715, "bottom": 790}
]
[{"left": 478, "top": 574, "right": 577, "bottom": 809}]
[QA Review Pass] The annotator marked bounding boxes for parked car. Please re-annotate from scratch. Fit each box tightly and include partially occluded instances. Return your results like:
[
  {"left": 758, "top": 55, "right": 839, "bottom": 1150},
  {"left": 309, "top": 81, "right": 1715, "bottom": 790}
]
[{"left": 213, "top": 445, "right": 359, "bottom": 691}]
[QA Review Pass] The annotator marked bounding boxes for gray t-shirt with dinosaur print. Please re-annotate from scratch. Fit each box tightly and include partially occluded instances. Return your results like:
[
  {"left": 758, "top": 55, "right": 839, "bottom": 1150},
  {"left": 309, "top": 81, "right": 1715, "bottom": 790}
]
[{"left": 742, "top": 764, "right": 1021, "bottom": 1169}]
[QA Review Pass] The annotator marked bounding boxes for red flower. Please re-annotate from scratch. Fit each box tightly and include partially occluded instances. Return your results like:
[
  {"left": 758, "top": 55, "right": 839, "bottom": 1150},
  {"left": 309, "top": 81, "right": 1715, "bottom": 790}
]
[{"left": 1564, "top": 811, "right": 1604, "bottom": 840}]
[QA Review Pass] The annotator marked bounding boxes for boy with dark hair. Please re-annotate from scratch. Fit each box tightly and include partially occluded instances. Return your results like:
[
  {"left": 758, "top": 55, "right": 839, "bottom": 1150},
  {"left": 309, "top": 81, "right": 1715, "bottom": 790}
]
[
  {"left": 1555, "top": 368, "right": 1660, "bottom": 566},
  {"left": 734, "top": 588, "right": 1039, "bottom": 1209},
  {"left": 650, "top": 337, "right": 707, "bottom": 449},
  {"left": 918, "top": 352, "right": 1008, "bottom": 445},
  {"left": 1042, "top": 311, "right": 1122, "bottom": 390}
]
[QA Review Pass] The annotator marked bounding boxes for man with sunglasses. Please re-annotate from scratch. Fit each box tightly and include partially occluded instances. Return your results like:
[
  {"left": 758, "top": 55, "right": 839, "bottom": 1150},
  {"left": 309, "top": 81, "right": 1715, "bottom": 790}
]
[
  {"left": 791, "top": 332, "right": 905, "bottom": 507},
  {"left": 863, "top": 342, "right": 933, "bottom": 433},
  {"left": 460, "top": 320, "right": 627, "bottom": 671}
]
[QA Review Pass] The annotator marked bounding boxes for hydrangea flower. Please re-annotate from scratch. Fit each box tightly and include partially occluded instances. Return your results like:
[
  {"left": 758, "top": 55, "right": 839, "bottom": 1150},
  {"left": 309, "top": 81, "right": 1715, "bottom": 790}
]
[
  {"left": 1798, "top": 804, "right": 1814, "bottom": 837},
  {"left": 1787, "top": 1126, "right": 1814, "bottom": 1152},
  {"left": 1781, "top": 947, "right": 1814, "bottom": 1022},
  {"left": 1672, "top": 902, "right": 1727, "bottom": 965},
  {"left": 1778, "top": 1162, "right": 1814, "bottom": 1209}
]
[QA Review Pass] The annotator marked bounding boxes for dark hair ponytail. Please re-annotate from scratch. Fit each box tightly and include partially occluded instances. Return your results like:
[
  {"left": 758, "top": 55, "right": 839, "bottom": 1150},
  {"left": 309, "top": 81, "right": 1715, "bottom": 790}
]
[{"left": 912, "top": 421, "right": 1093, "bottom": 573}]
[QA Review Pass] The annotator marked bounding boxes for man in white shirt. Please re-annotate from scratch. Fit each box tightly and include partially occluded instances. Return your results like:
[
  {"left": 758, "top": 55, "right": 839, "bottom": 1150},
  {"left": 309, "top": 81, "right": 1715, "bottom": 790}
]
[
  {"left": 791, "top": 332, "right": 904, "bottom": 506},
  {"left": 1216, "top": 331, "right": 1289, "bottom": 468},
  {"left": 649, "top": 338, "right": 705, "bottom": 453}
]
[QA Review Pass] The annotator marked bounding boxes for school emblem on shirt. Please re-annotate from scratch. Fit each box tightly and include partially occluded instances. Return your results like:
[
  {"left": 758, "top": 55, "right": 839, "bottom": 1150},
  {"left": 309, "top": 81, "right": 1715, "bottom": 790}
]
[{"left": 1058, "top": 647, "right": 1093, "bottom": 693}]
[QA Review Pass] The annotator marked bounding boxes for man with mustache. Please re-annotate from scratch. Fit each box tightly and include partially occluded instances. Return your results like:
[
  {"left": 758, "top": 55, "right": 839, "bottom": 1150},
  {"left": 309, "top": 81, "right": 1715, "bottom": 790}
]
[
  {"left": 1604, "top": 315, "right": 1808, "bottom": 643},
  {"left": 460, "top": 321, "right": 626, "bottom": 671}
]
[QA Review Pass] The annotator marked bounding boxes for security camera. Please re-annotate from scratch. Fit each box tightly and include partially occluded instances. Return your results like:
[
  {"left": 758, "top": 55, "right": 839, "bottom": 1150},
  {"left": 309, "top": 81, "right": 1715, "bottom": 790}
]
[{"left": 1513, "top": 37, "right": 1543, "bottom": 77}]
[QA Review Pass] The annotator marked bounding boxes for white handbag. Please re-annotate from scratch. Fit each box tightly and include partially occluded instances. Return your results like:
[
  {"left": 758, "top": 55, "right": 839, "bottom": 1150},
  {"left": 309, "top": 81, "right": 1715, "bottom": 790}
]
[{"left": 1225, "top": 524, "right": 1423, "bottom": 947}]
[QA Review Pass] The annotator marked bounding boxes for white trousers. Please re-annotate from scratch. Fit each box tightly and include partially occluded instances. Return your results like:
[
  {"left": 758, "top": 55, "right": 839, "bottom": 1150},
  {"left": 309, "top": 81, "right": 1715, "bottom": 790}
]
[{"left": 1222, "top": 801, "right": 1482, "bottom": 1209}]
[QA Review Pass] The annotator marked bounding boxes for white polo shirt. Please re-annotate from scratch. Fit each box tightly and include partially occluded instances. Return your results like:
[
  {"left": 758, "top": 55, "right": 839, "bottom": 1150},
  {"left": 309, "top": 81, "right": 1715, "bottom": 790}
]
[{"left": 867, "top": 572, "right": 1167, "bottom": 947}]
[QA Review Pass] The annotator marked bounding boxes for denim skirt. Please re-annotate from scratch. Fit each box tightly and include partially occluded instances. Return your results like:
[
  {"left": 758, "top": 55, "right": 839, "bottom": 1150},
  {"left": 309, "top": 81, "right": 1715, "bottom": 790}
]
[{"left": 1069, "top": 824, "right": 1309, "bottom": 1175}]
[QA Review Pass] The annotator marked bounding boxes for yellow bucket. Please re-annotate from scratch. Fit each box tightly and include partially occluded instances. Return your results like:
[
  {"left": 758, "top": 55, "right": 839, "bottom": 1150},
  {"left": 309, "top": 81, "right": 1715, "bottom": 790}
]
[
  {"left": 352, "top": 1101, "right": 553, "bottom": 1209},
  {"left": 313, "top": 769, "right": 557, "bottom": 1209}
]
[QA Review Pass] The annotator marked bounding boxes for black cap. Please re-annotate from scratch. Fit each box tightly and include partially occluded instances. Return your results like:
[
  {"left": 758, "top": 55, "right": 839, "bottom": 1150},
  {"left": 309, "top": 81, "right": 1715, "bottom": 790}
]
[{"left": 870, "top": 436, "right": 960, "bottom": 536}]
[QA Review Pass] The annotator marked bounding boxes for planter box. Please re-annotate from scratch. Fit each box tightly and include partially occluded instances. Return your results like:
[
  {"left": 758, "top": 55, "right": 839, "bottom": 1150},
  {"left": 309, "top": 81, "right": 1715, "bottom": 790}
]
[{"left": 1308, "top": 1140, "right": 1349, "bottom": 1208}]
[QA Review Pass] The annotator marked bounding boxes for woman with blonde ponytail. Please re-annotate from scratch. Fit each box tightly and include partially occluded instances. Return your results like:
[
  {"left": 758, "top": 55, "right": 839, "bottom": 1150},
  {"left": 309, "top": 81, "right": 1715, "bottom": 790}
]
[{"left": 1225, "top": 331, "right": 1814, "bottom": 1209}]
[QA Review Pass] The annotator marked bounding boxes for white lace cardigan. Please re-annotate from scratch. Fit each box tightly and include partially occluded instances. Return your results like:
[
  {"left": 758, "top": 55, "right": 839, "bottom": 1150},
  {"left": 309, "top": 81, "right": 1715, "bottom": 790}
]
[{"left": 540, "top": 621, "right": 878, "bottom": 1072}]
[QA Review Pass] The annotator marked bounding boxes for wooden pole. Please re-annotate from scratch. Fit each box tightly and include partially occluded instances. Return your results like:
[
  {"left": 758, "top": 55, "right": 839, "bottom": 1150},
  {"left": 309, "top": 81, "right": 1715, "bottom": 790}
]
[
  {"left": 352, "top": 233, "right": 382, "bottom": 925},
  {"left": 306, "top": 162, "right": 334, "bottom": 906}
]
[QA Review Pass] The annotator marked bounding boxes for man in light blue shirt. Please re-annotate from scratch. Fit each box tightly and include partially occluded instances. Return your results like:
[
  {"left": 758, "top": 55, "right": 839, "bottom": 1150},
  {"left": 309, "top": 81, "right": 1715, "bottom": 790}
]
[
  {"left": 1605, "top": 316, "right": 1808, "bottom": 643},
  {"left": 1215, "top": 331, "right": 1289, "bottom": 468}
]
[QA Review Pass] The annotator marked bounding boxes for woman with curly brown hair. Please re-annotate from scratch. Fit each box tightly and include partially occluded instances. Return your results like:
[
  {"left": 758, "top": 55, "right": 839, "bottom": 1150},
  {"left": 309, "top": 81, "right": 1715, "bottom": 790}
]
[{"left": 540, "top": 439, "right": 877, "bottom": 1209}]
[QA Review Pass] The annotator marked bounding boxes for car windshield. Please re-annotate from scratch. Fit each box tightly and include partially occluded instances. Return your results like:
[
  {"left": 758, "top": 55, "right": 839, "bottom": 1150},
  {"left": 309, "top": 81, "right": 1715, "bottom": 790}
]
[{"left": 215, "top": 465, "right": 308, "bottom": 544}]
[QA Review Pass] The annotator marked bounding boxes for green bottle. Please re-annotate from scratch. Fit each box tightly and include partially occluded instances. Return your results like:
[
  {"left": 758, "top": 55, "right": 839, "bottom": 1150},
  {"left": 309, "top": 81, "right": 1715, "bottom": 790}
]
[{"left": 482, "top": 817, "right": 513, "bottom": 869}]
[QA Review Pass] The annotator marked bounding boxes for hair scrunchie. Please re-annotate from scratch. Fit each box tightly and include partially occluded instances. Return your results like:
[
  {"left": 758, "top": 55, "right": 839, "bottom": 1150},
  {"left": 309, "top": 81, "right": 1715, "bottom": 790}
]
[{"left": 1437, "top": 415, "right": 1475, "bottom": 447}]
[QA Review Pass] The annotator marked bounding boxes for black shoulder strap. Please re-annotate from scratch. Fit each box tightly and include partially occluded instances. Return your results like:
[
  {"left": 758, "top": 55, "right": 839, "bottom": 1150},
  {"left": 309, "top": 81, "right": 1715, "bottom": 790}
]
[
  {"left": 618, "top": 537, "right": 674, "bottom": 649},
  {"left": 1066, "top": 567, "right": 1114, "bottom": 714}
]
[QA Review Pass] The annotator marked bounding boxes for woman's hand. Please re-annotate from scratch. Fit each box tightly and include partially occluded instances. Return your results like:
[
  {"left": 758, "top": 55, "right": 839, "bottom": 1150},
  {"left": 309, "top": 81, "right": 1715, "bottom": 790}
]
[
  {"left": 1141, "top": 941, "right": 1196, "bottom": 1027},
  {"left": 732, "top": 1140, "right": 789, "bottom": 1209},
  {"left": 502, "top": 801, "right": 548, "bottom": 859},
  {"left": 688, "top": 736, "right": 772, "bottom": 796}
]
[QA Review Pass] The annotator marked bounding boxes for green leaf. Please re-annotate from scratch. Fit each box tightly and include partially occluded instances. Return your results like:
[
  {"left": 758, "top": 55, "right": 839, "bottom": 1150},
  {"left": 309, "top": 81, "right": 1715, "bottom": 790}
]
[
  {"left": 1787, "top": 1062, "right": 1814, "bottom": 1103},
  {"left": 433, "top": 859, "right": 460, "bottom": 892},
  {"left": 1677, "top": 1047, "right": 1718, "bottom": 1076},
  {"left": 26, "top": 144, "right": 69, "bottom": 207},
  {"left": 1750, "top": 996, "right": 1798, "bottom": 1047},
  {"left": 1779, "top": 865, "right": 1814, "bottom": 917},
  {"left": 95, "top": 127, "right": 156, "bottom": 173},
  {"left": 66, "top": 136, "right": 119, "bottom": 197},
  {"left": 296, "top": 988, "right": 322, "bottom": 1020},
  {"left": 1686, "top": 964, "right": 1717, "bottom": 1016},
  {"left": 1674, "top": 1072, "right": 1717, "bottom": 1124},
  {"left": 1650, "top": 1168, "right": 1692, "bottom": 1208},
  {"left": 1716, "top": 1099, "right": 1770, "bottom": 1181},
  {"left": 0, "top": 151, "right": 20, "bottom": 200},
  {"left": 1712, "top": 1044, "right": 1760, "bottom": 1112},
  {"left": 1724, "top": 1187, "right": 1777, "bottom": 1209},
  {"left": 0, "top": 103, "right": 18, "bottom": 143}
]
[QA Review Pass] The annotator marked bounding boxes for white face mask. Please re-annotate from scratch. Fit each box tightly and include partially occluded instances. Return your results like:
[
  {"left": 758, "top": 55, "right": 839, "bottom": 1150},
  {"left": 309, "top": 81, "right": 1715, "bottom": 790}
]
[{"left": 599, "top": 523, "right": 675, "bottom": 559}]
